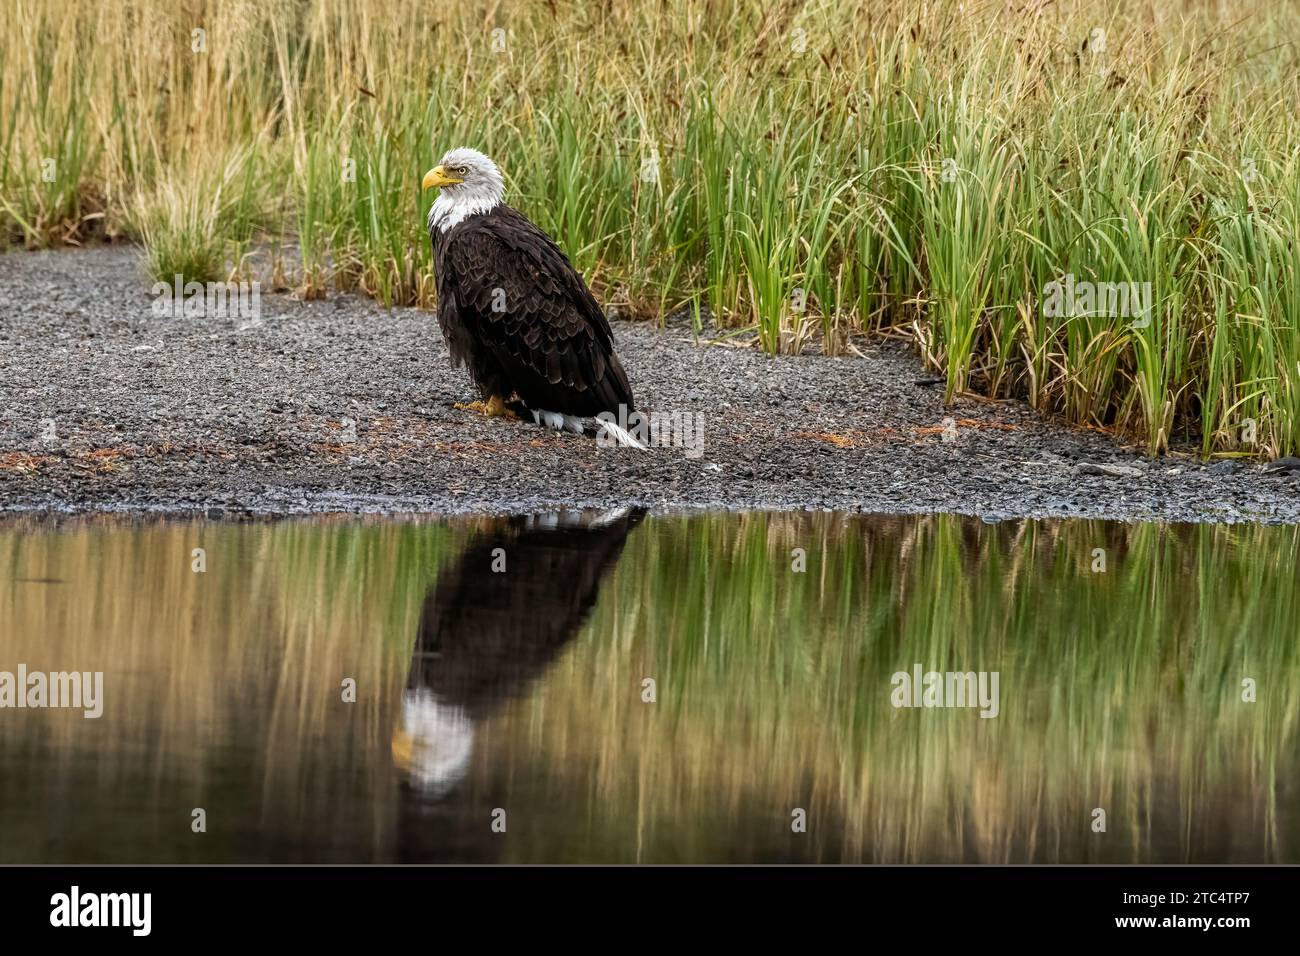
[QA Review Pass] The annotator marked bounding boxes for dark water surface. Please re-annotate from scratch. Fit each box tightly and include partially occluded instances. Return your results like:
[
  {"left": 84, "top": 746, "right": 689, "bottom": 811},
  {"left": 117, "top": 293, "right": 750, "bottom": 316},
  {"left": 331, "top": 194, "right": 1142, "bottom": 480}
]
[{"left": 0, "top": 510, "right": 1296, "bottom": 863}]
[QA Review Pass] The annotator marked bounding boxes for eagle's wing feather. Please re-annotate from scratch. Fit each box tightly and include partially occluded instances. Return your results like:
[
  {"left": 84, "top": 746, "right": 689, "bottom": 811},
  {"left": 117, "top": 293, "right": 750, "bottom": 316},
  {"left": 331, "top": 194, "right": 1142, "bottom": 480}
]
[{"left": 445, "top": 207, "right": 633, "bottom": 416}]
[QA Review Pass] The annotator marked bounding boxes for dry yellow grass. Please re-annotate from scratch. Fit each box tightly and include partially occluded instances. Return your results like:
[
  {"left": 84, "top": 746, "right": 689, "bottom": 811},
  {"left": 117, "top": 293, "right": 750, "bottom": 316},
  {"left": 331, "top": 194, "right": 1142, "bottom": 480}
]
[{"left": 4, "top": 0, "right": 1300, "bottom": 454}]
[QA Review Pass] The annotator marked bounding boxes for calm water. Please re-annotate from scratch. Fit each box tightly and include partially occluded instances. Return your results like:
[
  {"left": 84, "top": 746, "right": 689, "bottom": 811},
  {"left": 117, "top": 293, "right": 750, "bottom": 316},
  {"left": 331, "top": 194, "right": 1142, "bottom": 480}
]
[{"left": 0, "top": 510, "right": 1297, "bottom": 863}]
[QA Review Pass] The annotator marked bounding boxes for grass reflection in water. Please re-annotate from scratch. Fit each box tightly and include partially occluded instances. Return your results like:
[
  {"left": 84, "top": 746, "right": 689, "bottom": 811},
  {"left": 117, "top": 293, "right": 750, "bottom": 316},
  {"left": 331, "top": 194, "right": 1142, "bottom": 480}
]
[{"left": 0, "top": 512, "right": 1295, "bottom": 863}]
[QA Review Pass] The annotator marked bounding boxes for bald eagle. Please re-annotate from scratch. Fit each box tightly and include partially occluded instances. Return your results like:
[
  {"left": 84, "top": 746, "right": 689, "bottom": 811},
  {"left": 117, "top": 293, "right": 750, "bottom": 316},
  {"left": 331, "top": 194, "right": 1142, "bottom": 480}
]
[
  {"left": 392, "top": 507, "right": 647, "bottom": 801},
  {"left": 422, "top": 148, "right": 644, "bottom": 448}
]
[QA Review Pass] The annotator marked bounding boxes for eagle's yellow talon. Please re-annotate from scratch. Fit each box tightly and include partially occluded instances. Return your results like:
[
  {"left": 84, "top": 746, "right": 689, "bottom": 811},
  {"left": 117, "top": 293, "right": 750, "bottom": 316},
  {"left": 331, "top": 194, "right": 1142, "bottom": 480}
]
[
  {"left": 484, "top": 395, "right": 520, "bottom": 420},
  {"left": 455, "top": 396, "right": 520, "bottom": 420}
]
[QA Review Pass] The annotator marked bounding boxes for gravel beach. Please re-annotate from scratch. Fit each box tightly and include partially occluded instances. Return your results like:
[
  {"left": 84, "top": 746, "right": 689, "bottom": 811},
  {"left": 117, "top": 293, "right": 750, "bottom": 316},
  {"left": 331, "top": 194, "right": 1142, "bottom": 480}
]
[{"left": 1, "top": 245, "right": 1297, "bottom": 523}]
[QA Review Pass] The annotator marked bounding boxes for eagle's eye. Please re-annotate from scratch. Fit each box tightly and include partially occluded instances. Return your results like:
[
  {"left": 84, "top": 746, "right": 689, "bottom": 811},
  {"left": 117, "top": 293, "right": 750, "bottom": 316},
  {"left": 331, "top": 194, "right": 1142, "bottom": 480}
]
[{"left": 454, "top": 165, "right": 468, "bottom": 176}]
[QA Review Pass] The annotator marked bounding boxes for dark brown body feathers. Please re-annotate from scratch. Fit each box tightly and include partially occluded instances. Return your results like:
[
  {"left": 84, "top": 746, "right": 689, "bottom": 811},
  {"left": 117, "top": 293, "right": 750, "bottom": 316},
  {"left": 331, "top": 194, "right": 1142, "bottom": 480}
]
[{"left": 431, "top": 205, "right": 635, "bottom": 418}]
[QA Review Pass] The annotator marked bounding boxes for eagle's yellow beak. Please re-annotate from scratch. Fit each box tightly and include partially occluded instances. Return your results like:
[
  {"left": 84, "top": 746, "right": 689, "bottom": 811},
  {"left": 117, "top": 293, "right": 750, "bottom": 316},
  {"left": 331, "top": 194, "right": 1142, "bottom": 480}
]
[
  {"left": 391, "top": 728, "right": 413, "bottom": 773},
  {"left": 422, "top": 165, "right": 462, "bottom": 190}
]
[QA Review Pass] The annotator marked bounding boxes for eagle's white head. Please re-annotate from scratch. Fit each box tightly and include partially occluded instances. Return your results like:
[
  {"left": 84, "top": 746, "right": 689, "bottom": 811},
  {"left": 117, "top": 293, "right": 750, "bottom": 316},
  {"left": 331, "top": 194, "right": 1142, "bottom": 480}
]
[
  {"left": 392, "top": 688, "right": 475, "bottom": 800},
  {"left": 423, "top": 147, "right": 505, "bottom": 233}
]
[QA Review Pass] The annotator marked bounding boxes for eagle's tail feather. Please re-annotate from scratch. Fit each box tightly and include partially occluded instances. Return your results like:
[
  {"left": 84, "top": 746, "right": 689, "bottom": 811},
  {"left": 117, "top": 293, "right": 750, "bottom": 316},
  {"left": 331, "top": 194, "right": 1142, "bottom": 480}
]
[
  {"left": 528, "top": 404, "right": 647, "bottom": 451},
  {"left": 597, "top": 418, "right": 648, "bottom": 451}
]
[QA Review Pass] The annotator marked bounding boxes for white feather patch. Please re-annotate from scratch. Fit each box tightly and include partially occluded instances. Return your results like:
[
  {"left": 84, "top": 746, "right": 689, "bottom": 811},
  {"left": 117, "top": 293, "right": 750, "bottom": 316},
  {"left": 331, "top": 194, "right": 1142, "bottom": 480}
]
[
  {"left": 399, "top": 689, "right": 475, "bottom": 799},
  {"left": 588, "top": 506, "right": 633, "bottom": 527},
  {"left": 531, "top": 408, "right": 585, "bottom": 435},
  {"left": 428, "top": 191, "right": 502, "bottom": 233},
  {"left": 520, "top": 507, "right": 631, "bottom": 530}
]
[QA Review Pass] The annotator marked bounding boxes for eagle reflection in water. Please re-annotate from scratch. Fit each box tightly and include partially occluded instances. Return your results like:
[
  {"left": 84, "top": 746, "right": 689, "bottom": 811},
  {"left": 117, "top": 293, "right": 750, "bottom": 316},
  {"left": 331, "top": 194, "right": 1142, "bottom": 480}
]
[{"left": 391, "top": 507, "right": 646, "bottom": 803}]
